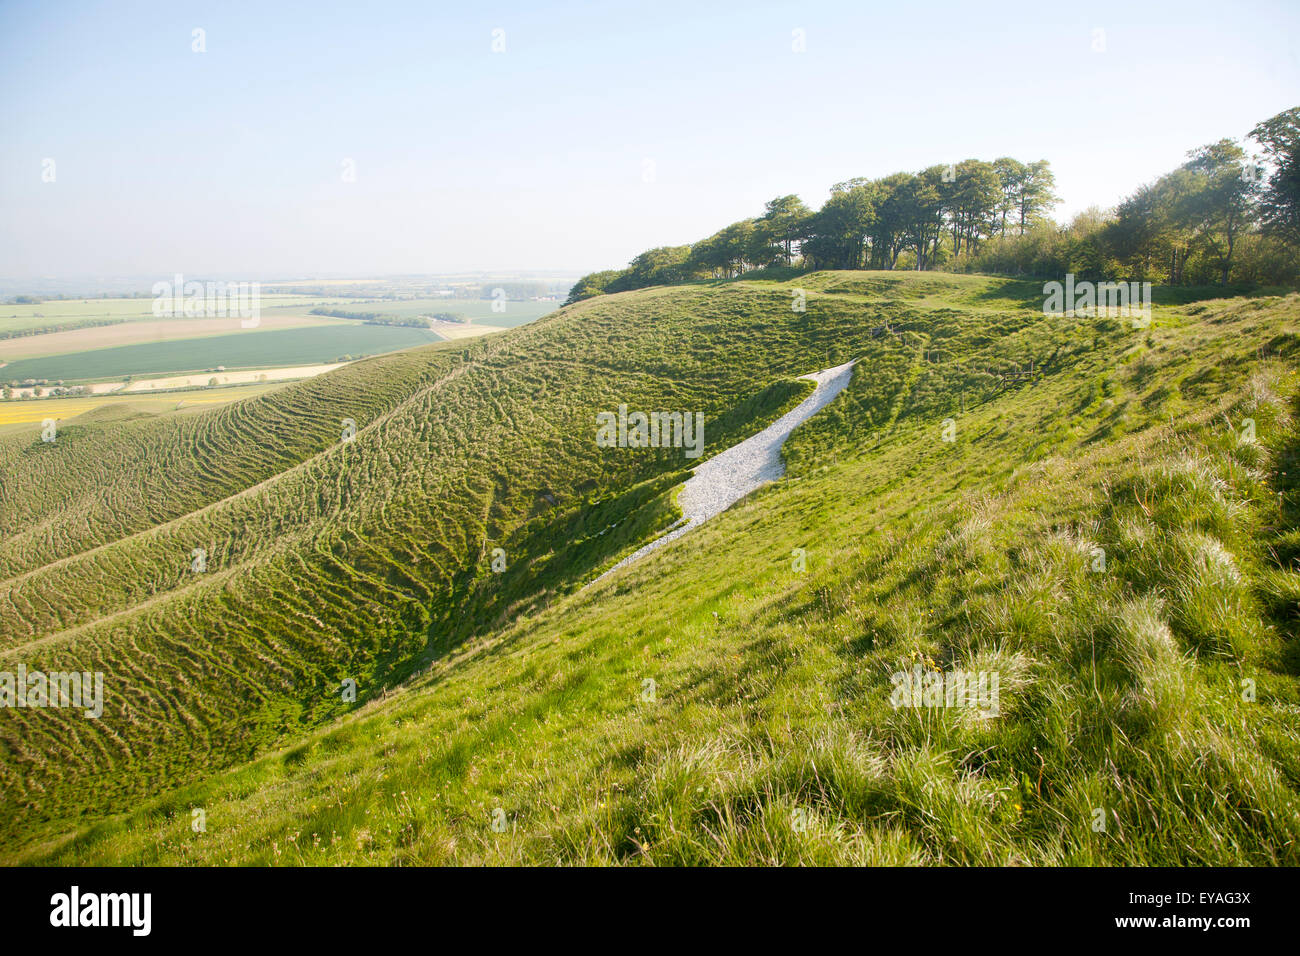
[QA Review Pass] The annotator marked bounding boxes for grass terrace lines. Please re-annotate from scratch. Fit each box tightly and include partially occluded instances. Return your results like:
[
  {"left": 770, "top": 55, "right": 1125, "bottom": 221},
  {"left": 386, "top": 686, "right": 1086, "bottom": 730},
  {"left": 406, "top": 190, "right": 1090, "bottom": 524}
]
[{"left": 1, "top": 272, "right": 1298, "bottom": 865}]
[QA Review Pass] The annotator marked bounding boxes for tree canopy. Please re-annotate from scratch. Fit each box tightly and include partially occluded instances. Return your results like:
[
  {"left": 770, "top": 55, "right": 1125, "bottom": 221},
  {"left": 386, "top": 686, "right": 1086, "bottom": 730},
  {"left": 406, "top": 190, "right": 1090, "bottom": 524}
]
[{"left": 566, "top": 107, "right": 1300, "bottom": 305}]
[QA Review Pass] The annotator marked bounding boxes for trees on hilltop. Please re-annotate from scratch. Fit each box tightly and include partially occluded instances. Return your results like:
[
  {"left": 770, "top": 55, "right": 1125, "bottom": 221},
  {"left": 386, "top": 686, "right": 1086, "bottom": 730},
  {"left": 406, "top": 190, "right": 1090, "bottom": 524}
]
[{"left": 565, "top": 107, "right": 1300, "bottom": 304}]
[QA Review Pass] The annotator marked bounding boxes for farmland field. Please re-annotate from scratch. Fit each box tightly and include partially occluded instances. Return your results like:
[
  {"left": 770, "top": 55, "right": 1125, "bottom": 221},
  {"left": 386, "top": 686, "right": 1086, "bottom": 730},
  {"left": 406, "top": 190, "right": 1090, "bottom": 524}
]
[
  {"left": 0, "top": 324, "right": 442, "bottom": 383},
  {"left": 0, "top": 313, "right": 352, "bottom": 362},
  {"left": 0, "top": 294, "right": 554, "bottom": 386},
  {"left": 0, "top": 294, "right": 355, "bottom": 338},
  {"left": 0, "top": 382, "right": 287, "bottom": 427},
  {"left": 107, "top": 363, "right": 347, "bottom": 394}
]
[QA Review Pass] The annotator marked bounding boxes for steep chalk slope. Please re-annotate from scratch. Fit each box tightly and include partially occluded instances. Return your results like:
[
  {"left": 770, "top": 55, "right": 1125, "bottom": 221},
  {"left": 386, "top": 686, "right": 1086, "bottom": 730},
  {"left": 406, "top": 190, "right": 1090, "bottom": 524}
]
[
  {"left": 3, "top": 274, "right": 971, "bottom": 847},
  {"left": 8, "top": 277, "right": 1299, "bottom": 866},
  {"left": 598, "top": 360, "right": 856, "bottom": 579}
]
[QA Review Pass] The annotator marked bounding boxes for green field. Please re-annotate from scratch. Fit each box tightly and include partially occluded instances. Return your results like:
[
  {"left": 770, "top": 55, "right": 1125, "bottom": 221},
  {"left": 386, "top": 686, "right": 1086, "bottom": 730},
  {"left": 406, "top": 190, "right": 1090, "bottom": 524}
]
[
  {"left": 0, "top": 294, "right": 355, "bottom": 338},
  {"left": 1, "top": 294, "right": 558, "bottom": 338},
  {"left": 0, "top": 324, "right": 442, "bottom": 382},
  {"left": 2, "top": 272, "right": 1298, "bottom": 865},
  {"left": 0, "top": 293, "right": 556, "bottom": 382}
]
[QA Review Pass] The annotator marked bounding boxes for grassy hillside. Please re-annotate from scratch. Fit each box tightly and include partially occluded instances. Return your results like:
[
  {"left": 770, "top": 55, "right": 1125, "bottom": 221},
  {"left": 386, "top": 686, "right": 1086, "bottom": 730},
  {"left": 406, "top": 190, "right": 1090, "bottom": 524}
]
[
  {"left": 345, "top": 297, "right": 557, "bottom": 328},
  {"left": 3, "top": 272, "right": 1298, "bottom": 865}
]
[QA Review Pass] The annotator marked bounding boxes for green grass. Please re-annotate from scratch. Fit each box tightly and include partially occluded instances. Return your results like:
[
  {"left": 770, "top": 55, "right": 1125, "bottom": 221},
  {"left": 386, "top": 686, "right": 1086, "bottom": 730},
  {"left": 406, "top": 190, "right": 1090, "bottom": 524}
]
[
  {"left": 356, "top": 298, "right": 558, "bottom": 327},
  {"left": 3, "top": 272, "right": 1298, "bottom": 865},
  {"left": 0, "top": 324, "right": 442, "bottom": 382}
]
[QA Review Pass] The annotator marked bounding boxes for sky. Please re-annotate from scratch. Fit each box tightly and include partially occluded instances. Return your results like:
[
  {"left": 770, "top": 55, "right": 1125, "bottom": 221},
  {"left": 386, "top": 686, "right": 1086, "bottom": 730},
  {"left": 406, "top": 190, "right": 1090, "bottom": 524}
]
[{"left": 0, "top": 0, "right": 1297, "bottom": 285}]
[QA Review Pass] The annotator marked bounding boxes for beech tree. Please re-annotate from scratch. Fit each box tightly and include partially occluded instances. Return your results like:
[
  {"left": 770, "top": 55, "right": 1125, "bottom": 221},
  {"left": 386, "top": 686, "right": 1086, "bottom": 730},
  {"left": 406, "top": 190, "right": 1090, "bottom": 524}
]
[
  {"left": 1251, "top": 107, "right": 1300, "bottom": 244},
  {"left": 758, "top": 195, "right": 812, "bottom": 265},
  {"left": 1179, "top": 139, "right": 1259, "bottom": 284}
]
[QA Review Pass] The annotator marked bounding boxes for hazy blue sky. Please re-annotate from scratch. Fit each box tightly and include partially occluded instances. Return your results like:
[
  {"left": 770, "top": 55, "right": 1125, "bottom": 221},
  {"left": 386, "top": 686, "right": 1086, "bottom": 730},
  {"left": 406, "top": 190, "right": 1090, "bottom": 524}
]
[{"left": 1, "top": 0, "right": 1296, "bottom": 283}]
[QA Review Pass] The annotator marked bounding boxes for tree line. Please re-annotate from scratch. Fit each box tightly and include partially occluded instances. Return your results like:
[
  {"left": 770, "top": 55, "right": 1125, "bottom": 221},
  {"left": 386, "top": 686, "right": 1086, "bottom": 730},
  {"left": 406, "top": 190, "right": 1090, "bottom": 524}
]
[
  {"left": 310, "top": 307, "right": 432, "bottom": 328},
  {"left": 567, "top": 107, "right": 1300, "bottom": 304}
]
